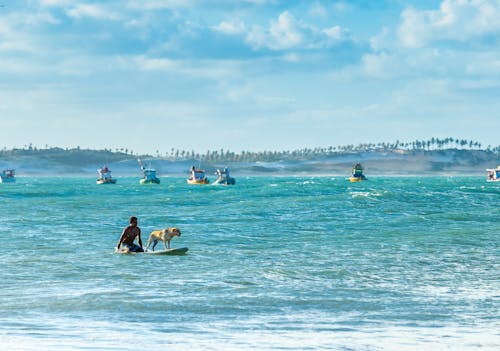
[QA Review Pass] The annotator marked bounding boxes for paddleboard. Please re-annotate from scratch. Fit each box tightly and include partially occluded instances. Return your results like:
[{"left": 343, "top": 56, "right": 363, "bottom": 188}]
[{"left": 115, "top": 247, "right": 188, "bottom": 255}]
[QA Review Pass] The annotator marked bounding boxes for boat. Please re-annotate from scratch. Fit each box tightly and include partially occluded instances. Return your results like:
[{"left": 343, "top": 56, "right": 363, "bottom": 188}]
[
  {"left": 138, "top": 159, "right": 160, "bottom": 184},
  {"left": 96, "top": 166, "right": 116, "bottom": 184},
  {"left": 0, "top": 169, "right": 15, "bottom": 183},
  {"left": 213, "top": 167, "right": 235, "bottom": 185},
  {"left": 486, "top": 165, "right": 500, "bottom": 182},
  {"left": 187, "top": 166, "right": 209, "bottom": 185},
  {"left": 349, "top": 163, "right": 367, "bottom": 182}
]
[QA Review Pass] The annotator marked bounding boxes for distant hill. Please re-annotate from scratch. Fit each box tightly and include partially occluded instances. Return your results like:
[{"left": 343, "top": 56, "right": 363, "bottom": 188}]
[
  {"left": 1, "top": 144, "right": 499, "bottom": 176},
  {"left": 0, "top": 147, "right": 140, "bottom": 175}
]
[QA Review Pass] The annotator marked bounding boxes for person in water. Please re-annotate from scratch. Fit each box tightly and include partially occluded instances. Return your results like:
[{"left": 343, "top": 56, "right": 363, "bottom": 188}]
[{"left": 116, "top": 216, "right": 144, "bottom": 252}]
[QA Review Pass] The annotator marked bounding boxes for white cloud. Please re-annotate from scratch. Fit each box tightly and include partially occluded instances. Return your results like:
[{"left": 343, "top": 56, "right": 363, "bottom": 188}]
[
  {"left": 323, "top": 25, "right": 342, "bottom": 40},
  {"left": 333, "top": 1, "right": 352, "bottom": 12},
  {"left": 282, "top": 53, "right": 300, "bottom": 63},
  {"left": 134, "top": 56, "right": 178, "bottom": 71},
  {"left": 0, "top": 41, "right": 35, "bottom": 53},
  {"left": 360, "top": 52, "right": 401, "bottom": 79},
  {"left": 128, "top": 55, "right": 242, "bottom": 82},
  {"left": 0, "top": 18, "right": 12, "bottom": 36},
  {"left": 268, "top": 11, "right": 303, "bottom": 49},
  {"left": 0, "top": 57, "right": 42, "bottom": 74},
  {"left": 309, "top": 2, "right": 327, "bottom": 17},
  {"left": 357, "top": 0, "right": 500, "bottom": 84},
  {"left": 369, "top": 27, "right": 392, "bottom": 51},
  {"left": 465, "top": 53, "right": 500, "bottom": 76},
  {"left": 39, "top": 0, "right": 73, "bottom": 7},
  {"left": 0, "top": 14, "right": 50, "bottom": 55},
  {"left": 336, "top": 47, "right": 458, "bottom": 82},
  {"left": 242, "top": 0, "right": 274, "bottom": 4},
  {"left": 245, "top": 11, "right": 348, "bottom": 51},
  {"left": 126, "top": 0, "right": 193, "bottom": 10},
  {"left": 399, "top": 0, "right": 500, "bottom": 48},
  {"left": 67, "top": 4, "right": 120, "bottom": 20},
  {"left": 212, "top": 19, "right": 246, "bottom": 35},
  {"left": 24, "top": 12, "right": 61, "bottom": 25}
]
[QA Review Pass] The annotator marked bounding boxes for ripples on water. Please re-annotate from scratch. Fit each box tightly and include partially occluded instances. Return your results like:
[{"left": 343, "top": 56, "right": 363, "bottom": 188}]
[{"left": 0, "top": 176, "right": 499, "bottom": 350}]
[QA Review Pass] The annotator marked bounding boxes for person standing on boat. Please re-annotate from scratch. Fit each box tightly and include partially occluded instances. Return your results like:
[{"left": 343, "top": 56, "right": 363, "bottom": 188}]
[{"left": 116, "top": 216, "right": 144, "bottom": 252}]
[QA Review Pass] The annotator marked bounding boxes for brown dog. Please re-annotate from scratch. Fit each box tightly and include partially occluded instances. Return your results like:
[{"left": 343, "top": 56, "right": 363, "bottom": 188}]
[{"left": 145, "top": 228, "right": 181, "bottom": 251}]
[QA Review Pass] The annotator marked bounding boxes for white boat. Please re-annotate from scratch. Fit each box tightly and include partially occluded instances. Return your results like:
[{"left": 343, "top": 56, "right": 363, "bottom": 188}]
[
  {"left": 486, "top": 165, "right": 500, "bottom": 182},
  {"left": 138, "top": 159, "right": 160, "bottom": 184},
  {"left": 0, "top": 169, "right": 15, "bottom": 183},
  {"left": 213, "top": 167, "right": 235, "bottom": 185},
  {"left": 96, "top": 166, "right": 116, "bottom": 184}
]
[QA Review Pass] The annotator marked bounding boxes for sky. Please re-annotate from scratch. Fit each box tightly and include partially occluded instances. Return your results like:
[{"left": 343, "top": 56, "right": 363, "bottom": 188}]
[{"left": 0, "top": 0, "right": 499, "bottom": 154}]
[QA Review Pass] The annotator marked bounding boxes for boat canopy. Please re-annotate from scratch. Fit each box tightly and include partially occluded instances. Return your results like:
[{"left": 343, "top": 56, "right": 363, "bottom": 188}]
[
  {"left": 486, "top": 167, "right": 500, "bottom": 181},
  {"left": 352, "top": 163, "right": 364, "bottom": 176},
  {"left": 144, "top": 169, "right": 157, "bottom": 177},
  {"left": 2, "top": 169, "right": 15, "bottom": 177},
  {"left": 193, "top": 170, "right": 205, "bottom": 179},
  {"left": 98, "top": 166, "right": 112, "bottom": 178}
]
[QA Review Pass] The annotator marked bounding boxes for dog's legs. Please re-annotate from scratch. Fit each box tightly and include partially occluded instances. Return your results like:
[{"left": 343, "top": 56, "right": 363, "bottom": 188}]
[
  {"left": 152, "top": 240, "right": 158, "bottom": 252},
  {"left": 164, "top": 240, "right": 169, "bottom": 250}
]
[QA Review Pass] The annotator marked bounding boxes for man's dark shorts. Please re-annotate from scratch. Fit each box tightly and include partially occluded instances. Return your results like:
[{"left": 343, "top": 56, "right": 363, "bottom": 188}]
[{"left": 122, "top": 243, "right": 144, "bottom": 252}]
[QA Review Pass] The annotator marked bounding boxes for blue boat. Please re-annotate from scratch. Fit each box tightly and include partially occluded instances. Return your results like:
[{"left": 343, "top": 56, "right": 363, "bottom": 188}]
[
  {"left": 138, "top": 159, "right": 160, "bottom": 184},
  {"left": 349, "top": 163, "right": 367, "bottom": 182},
  {"left": 0, "top": 169, "right": 15, "bottom": 183}
]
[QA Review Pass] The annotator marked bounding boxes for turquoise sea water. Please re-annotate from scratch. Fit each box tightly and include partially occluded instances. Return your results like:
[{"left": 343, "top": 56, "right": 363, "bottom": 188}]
[{"left": 0, "top": 176, "right": 499, "bottom": 350}]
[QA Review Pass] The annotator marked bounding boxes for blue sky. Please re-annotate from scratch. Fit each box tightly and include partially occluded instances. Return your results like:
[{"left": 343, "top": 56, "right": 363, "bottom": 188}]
[{"left": 1, "top": 0, "right": 499, "bottom": 154}]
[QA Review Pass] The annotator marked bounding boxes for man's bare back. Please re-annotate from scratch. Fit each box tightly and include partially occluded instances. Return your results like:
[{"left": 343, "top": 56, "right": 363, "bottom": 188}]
[{"left": 121, "top": 225, "right": 141, "bottom": 245}]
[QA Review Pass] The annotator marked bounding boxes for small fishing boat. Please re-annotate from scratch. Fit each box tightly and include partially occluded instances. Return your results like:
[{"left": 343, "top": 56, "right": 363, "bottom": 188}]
[
  {"left": 486, "top": 165, "right": 500, "bottom": 182},
  {"left": 138, "top": 159, "right": 160, "bottom": 184},
  {"left": 187, "top": 166, "right": 209, "bottom": 185},
  {"left": 0, "top": 169, "right": 15, "bottom": 183},
  {"left": 349, "top": 163, "right": 367, "bottom": 182},
  {"left": 213, "top": 167, "right": 235, "bottom": 185},
  {"left": 96, "top": 166, "right": 116, "bottom": 184}
]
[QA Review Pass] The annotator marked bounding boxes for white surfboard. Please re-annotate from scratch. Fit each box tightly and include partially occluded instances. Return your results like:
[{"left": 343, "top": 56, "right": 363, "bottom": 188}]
[{"left": 145, "top": 247, "right": 188, "bottom": 255}]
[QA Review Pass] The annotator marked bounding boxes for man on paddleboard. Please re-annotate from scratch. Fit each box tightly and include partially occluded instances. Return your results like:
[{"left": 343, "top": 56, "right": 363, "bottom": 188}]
[{"left": 116, "top": 216, "right": 144, "bottom": 252}]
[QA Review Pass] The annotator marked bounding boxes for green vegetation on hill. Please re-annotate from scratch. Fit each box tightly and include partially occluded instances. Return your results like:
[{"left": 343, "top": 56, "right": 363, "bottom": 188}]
[
  {"left": 0, "top": 146, "right": 145, "bottom": 165},
  {"left": 1, "top": 138, "right": 499, "bottom": 165}
]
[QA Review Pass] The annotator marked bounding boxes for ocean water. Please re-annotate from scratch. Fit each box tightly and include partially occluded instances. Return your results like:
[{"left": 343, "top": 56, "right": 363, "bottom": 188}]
[{"left": 0, "top": 176, "right": 498, "bottom": 350}]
